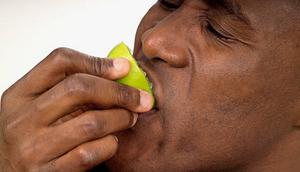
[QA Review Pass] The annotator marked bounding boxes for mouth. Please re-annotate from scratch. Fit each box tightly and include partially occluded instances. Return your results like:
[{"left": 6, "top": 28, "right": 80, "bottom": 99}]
[
  {"left": 139, "top": 108, "right": 158, "bottom": 116},
  {"left": 137, "top": 60, "right": 162, "bottom": 113}
]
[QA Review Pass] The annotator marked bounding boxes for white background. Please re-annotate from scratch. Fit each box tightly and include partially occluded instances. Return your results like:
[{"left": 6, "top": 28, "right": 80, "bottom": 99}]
[{"left": 0, "top": 0, "right": 157, "bottom": 96}]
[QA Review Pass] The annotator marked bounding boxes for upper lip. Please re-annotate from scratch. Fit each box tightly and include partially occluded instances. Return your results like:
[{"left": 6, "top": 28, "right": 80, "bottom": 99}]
[{"left": 137, "top": 60, "right": 162, "bottom": 110}]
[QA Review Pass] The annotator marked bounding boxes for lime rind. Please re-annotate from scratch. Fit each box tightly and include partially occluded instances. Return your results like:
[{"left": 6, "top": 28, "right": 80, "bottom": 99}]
[{"left": 107, "top": 42, "right": 155, "bottom": 107}]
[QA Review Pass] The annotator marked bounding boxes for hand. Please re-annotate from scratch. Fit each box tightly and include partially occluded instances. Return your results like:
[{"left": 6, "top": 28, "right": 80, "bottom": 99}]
[{"left": 0, "top": 48, "right": 152, "bottom": 172}]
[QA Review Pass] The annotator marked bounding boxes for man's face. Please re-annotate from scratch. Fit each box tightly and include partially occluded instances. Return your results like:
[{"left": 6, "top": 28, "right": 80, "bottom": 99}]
[{"left": 106, "top": 0, "right": 300, "bottom": 171}]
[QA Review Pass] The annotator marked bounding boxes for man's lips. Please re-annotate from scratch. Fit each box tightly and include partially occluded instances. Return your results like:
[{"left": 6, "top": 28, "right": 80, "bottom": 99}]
[
  {"left": 138, "top": 108, "right": 158, "bottom": 116},
  {"left": 137, "top": 60, "right": 162, "bottom": 111}
]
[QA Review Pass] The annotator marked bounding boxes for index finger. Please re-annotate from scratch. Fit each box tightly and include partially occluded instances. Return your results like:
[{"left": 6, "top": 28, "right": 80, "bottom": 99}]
[{"left": 11, "top": 48, "right": 130, "bottom": 96}]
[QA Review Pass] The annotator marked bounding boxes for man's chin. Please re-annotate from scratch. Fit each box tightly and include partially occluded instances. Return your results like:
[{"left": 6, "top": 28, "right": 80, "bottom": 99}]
[
  {"left": 106, "top": 112, "right": 163, "bottom": 171},
  {"left": 105, "top": 131, "right": 153, "bottom": 172}
]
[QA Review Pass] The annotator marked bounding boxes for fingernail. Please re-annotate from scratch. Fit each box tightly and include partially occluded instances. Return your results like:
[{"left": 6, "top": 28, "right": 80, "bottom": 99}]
[
  {"left": 130, "top": 113, "right": 138, "bottom": 128},
  {"left": 113, "top": 58, "right": 129, "bottom": 72},
  {"left": 138, "top": 90, "right": 152, "bottom": 112}
]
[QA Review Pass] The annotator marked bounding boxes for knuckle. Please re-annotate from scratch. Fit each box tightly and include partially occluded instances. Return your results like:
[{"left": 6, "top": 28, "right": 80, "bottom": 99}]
[
  {"left": 89, "top": 57, "right": 113, "bottom": 76},
  {"left": 48, "top": 47, "right": 72, "bottom": 66},
  {"left": 64, "top": 74, "right": 91, "bottom": 96},
  {"left": 76, "top": 147, "right": 97, "bottom": 169},
  {"left": 79, "top": 114, "right": 106, "bottom": 139},
  {"left": 27, "top": 166, "right": 41, "bottom": 172},
  {"left": 1, "top": 88, "right": 13, "bottom": 104},
  {"left": 16, "top": 133, "right": 47, "bottom": 166},
  {"left": 1, "top": 117, "right": 18, "bottom": 143},
  {"left": 1, "top": 120, "right": 39, "bottom": 170},
  {"left": 31, "top": 100, "right": 45, "bottom": 115},
  {"left": 1, "top": 89, "right": 9, "bottom": 101},
  {"left": 15, "top": 144, "right": 37, "bottom": 170},
  {"left": 115, "top": 85, "right": 140, "bottom": 108}
]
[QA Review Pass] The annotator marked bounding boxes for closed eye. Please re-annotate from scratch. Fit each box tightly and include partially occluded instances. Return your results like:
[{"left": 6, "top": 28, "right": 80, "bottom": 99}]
[
  {"left": 159, "top": 0, "right": 181, "bottom": 11},
  {"left": 206, "top": 22, "right": 232, "bottom": 41}
]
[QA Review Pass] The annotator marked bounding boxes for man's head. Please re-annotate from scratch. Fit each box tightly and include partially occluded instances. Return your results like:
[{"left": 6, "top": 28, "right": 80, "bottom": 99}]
[{"left": 106, "top": 0, "right": 300, "bottom": 171}]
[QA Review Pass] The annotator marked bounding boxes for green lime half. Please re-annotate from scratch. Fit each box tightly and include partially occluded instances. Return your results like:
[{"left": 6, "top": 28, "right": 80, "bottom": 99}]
[{"left": 107, "top": 42, "right": 155, "bottom": 107}]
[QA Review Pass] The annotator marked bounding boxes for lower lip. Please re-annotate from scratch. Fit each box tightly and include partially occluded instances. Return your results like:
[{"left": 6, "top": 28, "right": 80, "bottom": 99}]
[{"left": 137, "top": 109, "right": 159, "bottom": 123}]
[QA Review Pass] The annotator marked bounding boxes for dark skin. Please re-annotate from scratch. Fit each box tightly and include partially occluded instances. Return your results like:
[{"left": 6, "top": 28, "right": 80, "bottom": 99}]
[
  {"left": 106, "top": 0, "right": 300, "bottom": 171},
  {"left": 0, "top": 52, "right": 153, "bottom": 171},
  {"left": 1, "top": 0, "right": 300, "bottom": 172}
]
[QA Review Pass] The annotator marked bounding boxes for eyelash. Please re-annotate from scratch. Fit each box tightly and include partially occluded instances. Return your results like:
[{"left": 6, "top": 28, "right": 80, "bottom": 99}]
[{"left": 204, "top": 20, "right": 233, "bottom": 42}]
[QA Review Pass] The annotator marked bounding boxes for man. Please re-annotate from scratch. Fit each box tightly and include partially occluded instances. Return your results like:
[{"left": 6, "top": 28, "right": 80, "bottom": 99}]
[{"left": 1, "top": 0, "right": 300, "bottom": 171}]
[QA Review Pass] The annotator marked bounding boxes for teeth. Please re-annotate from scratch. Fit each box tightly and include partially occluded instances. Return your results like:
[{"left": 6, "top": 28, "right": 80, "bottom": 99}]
[
  {"left": 143, "top": 71, "right": 153, "bottom": 89},
  {"left": 149, "top": 82, "right": 153, "bottom": 89}
]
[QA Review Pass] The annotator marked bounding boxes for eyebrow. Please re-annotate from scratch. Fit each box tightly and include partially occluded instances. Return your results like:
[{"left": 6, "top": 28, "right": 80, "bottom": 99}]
[{"left": 203, "top": 0, "right": 251, "bottom": 25}]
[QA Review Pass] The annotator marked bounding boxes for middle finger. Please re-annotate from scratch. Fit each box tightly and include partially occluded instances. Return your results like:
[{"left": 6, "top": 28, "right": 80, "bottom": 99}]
[
  {"left": 32, "top": 73, "right": 152, "bottom": 125},
  {"left": 43, "top": 109, "right": 137, "bottom": 160}
]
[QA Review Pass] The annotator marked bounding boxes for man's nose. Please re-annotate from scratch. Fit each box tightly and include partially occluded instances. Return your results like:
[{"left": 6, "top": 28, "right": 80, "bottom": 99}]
[{"left": 141, "top": 14, "right": 189, "bottom": 68}]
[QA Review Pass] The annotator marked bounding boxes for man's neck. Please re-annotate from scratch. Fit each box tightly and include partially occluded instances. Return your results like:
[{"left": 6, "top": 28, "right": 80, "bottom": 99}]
[{"left": 242, "top": 130, "right": 300, "bottom": 172}]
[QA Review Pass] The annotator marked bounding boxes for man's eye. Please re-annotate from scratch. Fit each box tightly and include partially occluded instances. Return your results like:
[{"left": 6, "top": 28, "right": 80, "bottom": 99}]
[
  {"left": 206, "top": 22, "right": 233, "bottom": 42},
  {"left": 159, "top": 0, "right": 181, "bottom": 11}
]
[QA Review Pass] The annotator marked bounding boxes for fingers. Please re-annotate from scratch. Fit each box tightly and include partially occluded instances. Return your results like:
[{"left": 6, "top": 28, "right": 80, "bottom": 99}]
[
  {"left": 0, "top": 47, "right": 143, "bottom": 172},
  {"left": 33, "top": 73, "right": 152, "bottom": 125},
  {"left": 44, "top": 109, "right": 136, "bottom": 159},
  {"left": 10, "top": 47, "right": 130, "bottom": 97},
  {"left": 50, "top": 135, "right": 118, "bottom": 172}
]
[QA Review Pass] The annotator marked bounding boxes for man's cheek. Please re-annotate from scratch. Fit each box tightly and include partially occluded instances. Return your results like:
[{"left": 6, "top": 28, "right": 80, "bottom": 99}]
[{"left": 186, "top": 83, "right": 280, "bottom": 166}]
